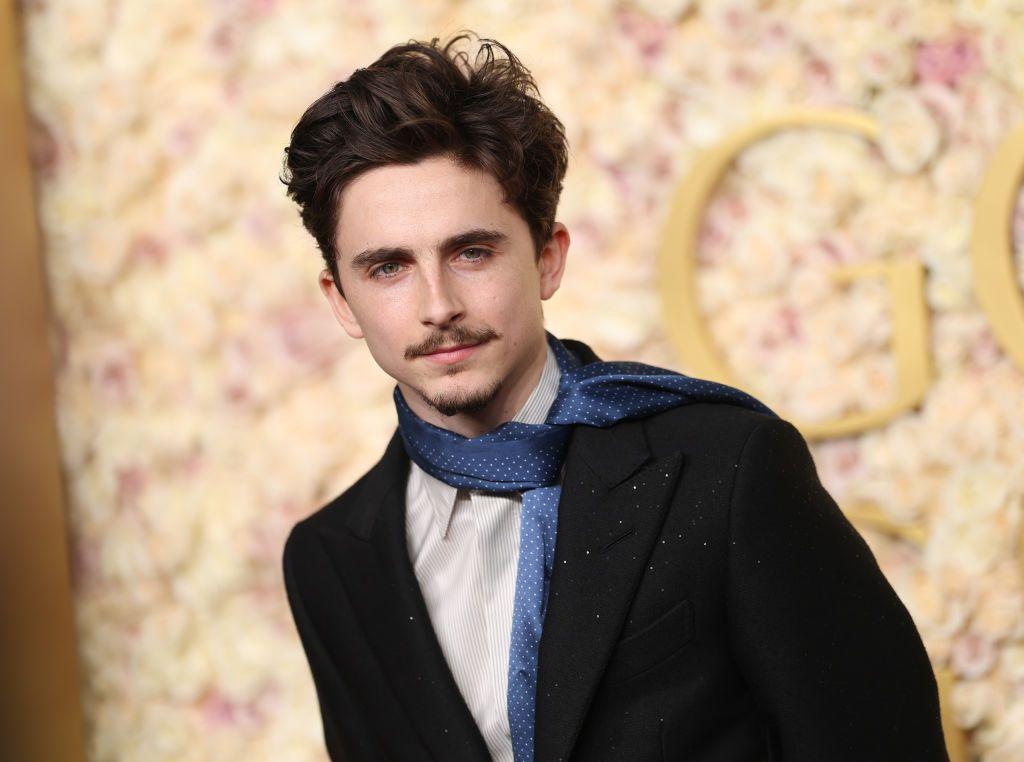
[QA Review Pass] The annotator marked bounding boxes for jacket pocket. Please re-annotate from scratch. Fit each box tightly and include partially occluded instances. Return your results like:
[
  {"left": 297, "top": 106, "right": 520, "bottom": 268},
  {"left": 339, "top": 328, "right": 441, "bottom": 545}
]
[{"left": 604, "top": 599, "right": 695, "bottom": 685}]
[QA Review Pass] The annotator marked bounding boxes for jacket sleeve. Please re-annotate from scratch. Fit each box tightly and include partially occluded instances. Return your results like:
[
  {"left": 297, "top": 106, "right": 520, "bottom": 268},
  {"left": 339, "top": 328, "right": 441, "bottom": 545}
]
[
  {"left": 282, "top": 522, "right": 385, "bottom": 761},
  {"left": 725, "top": 417, "right": 949, "bottom": 762}
]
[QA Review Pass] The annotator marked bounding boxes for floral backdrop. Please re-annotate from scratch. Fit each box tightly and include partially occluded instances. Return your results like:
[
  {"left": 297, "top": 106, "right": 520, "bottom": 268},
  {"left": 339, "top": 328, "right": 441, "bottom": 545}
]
[{"left": 18, "top": 0, "right": 1024, "bottom": 759}]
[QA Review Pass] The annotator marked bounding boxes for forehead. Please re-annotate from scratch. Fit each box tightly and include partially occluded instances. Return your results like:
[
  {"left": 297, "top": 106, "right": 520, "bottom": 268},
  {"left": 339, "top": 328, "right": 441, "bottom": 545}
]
[{"left": 335, "top": 155, "right": 522, "bottom": 259}]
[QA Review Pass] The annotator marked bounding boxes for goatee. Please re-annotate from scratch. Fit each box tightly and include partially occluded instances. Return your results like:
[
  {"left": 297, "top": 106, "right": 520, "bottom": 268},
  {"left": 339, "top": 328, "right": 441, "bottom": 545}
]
[{"left": 416, "top": 376, "right": 505, "bottom": 418}]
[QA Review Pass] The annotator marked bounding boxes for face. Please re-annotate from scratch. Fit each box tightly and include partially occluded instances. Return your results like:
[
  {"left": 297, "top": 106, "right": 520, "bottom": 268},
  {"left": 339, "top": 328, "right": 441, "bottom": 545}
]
[{"left": 319, "top": 154, "right": 569, "bottom": 436}]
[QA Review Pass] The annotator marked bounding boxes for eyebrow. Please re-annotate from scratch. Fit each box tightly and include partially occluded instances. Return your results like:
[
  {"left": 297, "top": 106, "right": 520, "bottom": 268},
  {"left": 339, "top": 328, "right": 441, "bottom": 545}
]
[{"left": 347, "top": 228, "right": 509, "bottom": 272}]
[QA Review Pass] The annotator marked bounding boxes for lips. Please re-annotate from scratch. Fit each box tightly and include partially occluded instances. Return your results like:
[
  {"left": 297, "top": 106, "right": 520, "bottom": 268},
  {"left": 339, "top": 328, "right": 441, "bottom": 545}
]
[
  {"left": 422, "top": 340, "right": 486, "bottom": 365},
  {"left": 428, "top": 343, "right": 477, "bottom": 355}
]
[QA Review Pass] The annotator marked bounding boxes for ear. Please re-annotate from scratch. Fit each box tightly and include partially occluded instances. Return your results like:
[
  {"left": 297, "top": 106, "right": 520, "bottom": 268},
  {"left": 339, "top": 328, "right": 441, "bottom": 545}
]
[
  {"left": 318, "top": 268, "right": 365, "bottom": 339},
  {"left": 538, "top": 222, "right": 570, "bottom": 300}
]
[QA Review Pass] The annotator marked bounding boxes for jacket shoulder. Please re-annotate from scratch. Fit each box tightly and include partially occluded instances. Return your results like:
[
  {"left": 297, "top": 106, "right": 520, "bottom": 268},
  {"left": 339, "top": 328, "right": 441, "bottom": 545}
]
[
  {"left": 642, "top": 399, "right": 781, "bottom": 458},
  {"left": 303, "top": 471, "right": 376, "bottom": 536}
]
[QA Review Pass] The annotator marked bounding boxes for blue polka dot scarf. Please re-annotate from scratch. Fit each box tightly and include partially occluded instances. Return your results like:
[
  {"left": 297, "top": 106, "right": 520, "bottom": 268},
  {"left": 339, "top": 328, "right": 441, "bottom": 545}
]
[{"left": 394, "top": 330, "right": 776, "bottom": 761}]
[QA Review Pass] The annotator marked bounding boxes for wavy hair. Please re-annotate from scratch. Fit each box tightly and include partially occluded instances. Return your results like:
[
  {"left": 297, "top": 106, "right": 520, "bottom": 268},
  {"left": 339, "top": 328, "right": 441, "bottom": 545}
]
[{"left": 281, "top": 31, "right": 569, "bottom": 295}]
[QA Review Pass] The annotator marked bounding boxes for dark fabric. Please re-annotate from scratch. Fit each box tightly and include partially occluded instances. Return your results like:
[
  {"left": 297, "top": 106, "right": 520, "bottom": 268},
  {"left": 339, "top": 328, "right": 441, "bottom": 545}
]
[
  {"left": 393, "top": 330, "right": 776, "bottom": 762},
  {"left": 282, "top": 337, "right": 949, "bottom": 762}
]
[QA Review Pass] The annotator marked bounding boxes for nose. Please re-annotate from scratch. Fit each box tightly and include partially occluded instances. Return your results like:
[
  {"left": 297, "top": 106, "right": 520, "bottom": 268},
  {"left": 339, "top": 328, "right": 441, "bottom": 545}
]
[{"left": 417, "top": 259, "right": 465, "bottom": 328}]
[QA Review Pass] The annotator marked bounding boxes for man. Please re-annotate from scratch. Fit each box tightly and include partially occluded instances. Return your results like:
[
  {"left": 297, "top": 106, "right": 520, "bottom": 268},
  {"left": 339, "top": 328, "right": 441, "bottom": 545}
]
[{"left": 280, "top": 32, "right": 949, "bottom": 762}]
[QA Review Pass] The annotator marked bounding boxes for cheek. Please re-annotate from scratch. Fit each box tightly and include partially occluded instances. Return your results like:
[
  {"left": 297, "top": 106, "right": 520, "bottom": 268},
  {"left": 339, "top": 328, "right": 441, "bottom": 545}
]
[
  {"left": 347, "top": 291, "right": 413, "bottom": 355},
  {"left": 361, "top": 319, "right": 411, "bottom": 380},
  {"left": 352, "top": 285, "right": 414, "bottom": 325},
  {"left": 481, "top": 264, "right": 540, "bottom": 311},
  {"left": 475, "top": 284, "right": 530, "bottom": 326}
]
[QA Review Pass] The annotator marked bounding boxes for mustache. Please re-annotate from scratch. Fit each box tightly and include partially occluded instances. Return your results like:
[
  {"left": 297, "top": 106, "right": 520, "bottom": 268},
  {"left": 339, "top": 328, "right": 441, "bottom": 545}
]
[{"left": 410, "top": 327, "right": 500, "bottom": 358}]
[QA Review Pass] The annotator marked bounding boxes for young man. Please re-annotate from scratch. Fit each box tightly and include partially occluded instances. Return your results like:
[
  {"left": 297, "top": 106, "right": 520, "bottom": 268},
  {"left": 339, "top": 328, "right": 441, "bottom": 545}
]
[{"left": 280, "top": 33, "right": 949, "bottom": 762}]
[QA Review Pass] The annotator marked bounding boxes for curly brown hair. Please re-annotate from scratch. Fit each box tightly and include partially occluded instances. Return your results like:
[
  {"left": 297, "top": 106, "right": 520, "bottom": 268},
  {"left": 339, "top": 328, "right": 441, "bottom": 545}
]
[{"left": 280, "top": 31, "right": 569, "bottom": 295}]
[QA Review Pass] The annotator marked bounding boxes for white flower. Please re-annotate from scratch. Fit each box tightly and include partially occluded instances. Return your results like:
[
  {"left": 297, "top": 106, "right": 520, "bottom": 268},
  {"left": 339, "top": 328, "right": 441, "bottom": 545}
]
[
  {"left": 925, "top": 508, "right": 1015, "bottom": 577},
  {"left": 99, "top": 511, "right": 156, "bottom": 585},
  {"left": 133, "top": 606, "right": 212, "bottom": 702},
  {"left": 973, "top": 564, "right": 1024, "bottom": 641},
  {"left": 872, "top": 88, "right": 943, "bottom": 174},
  {"left": 941, "top": 462, "right": 1014, "bottom": 521},
  {"left": 975, "top": 701, "right": 1024, "bottom": 762},
  {"left": 202, "top": 595, "right": 281, "bottom": 704},
  {"left": 125, "top": 703, "right": 199, "bottom": 762},
  {"left": 1001, "top": 643, "right": 1024, "bottom": 683},
  {"left": 930, "top": 145, "right": 985, "bottom": 198},
  {"left": 950, "top": 677, "right": 999, "bottom": 729},
  {"left": 172, "top": 498, "right": 253, "bottom": 612}
]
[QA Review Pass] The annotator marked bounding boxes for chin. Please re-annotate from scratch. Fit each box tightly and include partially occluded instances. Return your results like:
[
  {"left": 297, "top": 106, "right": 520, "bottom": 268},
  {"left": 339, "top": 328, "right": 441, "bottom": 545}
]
[{"left": 423, "top": 373, "right": 504, "bottom": 418}]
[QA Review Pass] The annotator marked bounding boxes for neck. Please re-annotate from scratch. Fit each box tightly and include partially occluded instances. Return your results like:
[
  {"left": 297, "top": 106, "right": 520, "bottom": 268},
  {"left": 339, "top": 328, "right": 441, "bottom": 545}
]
[{"left": 399, "top": 332, "right": 550, "bottom": 438}]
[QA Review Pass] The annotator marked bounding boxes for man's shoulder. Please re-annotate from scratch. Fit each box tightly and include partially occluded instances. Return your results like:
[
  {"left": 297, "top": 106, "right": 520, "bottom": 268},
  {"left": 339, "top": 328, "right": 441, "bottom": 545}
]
[{"left": 640, "top": 399, "right": 781, "bottom": 460}]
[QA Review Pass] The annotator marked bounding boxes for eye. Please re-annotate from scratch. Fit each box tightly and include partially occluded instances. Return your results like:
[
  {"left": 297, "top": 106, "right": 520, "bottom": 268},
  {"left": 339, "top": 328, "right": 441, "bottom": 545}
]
[
  {"left": 370, "top": 262, "right": 403, "bottom": 279},
  {"left": 459, "top": 247, "right": 491, "bottom": 262}
]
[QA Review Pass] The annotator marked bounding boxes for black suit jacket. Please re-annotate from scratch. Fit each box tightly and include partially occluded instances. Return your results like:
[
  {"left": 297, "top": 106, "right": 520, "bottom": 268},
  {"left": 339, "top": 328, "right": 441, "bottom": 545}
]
[{"left": 282, "top": 338, "right": 949, "bottom": 761}]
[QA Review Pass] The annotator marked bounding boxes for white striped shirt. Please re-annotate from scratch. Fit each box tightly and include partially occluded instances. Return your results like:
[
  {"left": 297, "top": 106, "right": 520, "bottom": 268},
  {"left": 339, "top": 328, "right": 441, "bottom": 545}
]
[{"left": 404, "top": 342, "right": 562, "bottom": 761}]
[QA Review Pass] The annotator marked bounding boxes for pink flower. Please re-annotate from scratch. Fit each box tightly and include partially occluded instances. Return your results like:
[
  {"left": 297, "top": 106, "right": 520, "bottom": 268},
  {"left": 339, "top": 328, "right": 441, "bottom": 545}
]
[
  {"left": 777, "top": 305, "right": 802, "bottom": 342},
  {"left": 222, "top": 336, "right": 255, "bottom": 408},
  {"left": 129, "top": 234, "right": 168, "bottom": 266},
  {"left": 203, "top": 693, "right": 234, "bottom": 726},
  {"left": 90, "top": 341, "right": 138, "bottom": 404},
  {"left": 915, "top": 31, "right": 983, "bottom": 88},
  {"left": 615, "top": 6, "right": 670, "bottom": 65},
  {"left": 271, "top": 302, "right": 345, "bottom": 372},
  {"left": 116, "top": 466, "right": 148, "bottom": 510},
  {"left": 698, "top": 192, "right": 748, "bottom": 263},
  {"left": 951, "top": 629, "right": 998, "bottom": 680},
  {"left": 967, "top": 327, "right": 1001, "bottom": 372},
  {"left": 813, "top": 233, "right": 862, "bottom": 265},
  {"left": 28, "top": 113, "right": 60, "bottom": 181},
  {"left": 199, "top": 689, "right": 261, "bottom": 729},
  {"left": 165, "top": 123, "right": 198, "bottom": 159}
]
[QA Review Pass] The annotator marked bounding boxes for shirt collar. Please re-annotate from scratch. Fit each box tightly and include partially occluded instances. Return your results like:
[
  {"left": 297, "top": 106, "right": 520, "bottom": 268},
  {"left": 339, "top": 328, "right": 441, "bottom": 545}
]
[{"left": 419, "top": 340, "right": 562, "bottom": 539}]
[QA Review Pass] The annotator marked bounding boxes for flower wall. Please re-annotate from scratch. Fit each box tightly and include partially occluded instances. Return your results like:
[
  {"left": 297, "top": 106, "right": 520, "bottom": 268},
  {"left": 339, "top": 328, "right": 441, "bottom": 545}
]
[{"left": 19, "top": 0, "right": 1024, "bottom": 759}]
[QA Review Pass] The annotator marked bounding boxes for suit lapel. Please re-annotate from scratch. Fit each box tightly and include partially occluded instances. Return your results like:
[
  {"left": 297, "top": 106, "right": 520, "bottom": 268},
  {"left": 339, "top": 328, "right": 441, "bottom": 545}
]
[
  {"left": 534, "top": 417, "right": 685, "bottom": 761},
  {"left": 321, "top": 429, "right": 492, "bottom": 761}
]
